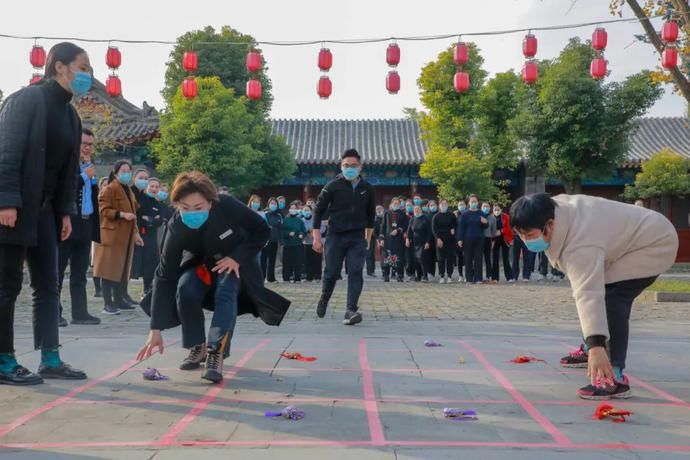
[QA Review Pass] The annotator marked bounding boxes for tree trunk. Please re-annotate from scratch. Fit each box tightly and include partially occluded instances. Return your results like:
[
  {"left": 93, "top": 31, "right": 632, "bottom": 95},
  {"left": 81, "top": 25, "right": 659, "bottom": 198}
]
[{"left": 626, "top": 0, "right": 690, "bottom": 104}]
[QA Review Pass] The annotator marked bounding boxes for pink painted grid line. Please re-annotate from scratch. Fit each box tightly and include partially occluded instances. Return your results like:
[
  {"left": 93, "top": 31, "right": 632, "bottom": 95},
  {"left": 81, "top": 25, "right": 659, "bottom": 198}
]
[
  {"left": 358, "top": 339, "right": 386, "bottom": 446},
  {"left": 155, "top": 338, "right": 270, "bottom": 446},
  {"left": 459, "top": 340, "right": 573, "bottom": 446}
]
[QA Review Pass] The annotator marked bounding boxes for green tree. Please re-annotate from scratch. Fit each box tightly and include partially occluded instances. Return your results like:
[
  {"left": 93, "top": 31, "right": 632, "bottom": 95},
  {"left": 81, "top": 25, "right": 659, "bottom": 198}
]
[
  {"left": 512, "top": 38, "right": 663, "bottom": 194},
  {"left": 151, "top": 77, "right": 294, "bottom": 195},
  {"left": 162, "top": 26, "right": 272, "bottom": 116},
  {"left": 624, "top": 148, "right": 690, "bottom": 199},
  {"left": 420, "top": 147, "right": 498, "bottom": 201}
]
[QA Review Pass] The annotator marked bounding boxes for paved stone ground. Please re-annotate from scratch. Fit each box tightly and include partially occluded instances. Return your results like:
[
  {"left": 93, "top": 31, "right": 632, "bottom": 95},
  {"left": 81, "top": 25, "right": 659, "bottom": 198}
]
[{"left": 1, "top": 274, "right": 689, "bottom": 459}]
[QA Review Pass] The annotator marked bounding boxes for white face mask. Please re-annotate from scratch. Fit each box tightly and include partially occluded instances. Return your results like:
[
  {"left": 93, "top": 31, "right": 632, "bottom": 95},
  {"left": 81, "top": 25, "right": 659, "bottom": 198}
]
[
  {"left": 439, "top": 205, "right": 448, "bottom": 213},
  {"left": 494, "top": 210, "right": 501, "bottom": 217}
]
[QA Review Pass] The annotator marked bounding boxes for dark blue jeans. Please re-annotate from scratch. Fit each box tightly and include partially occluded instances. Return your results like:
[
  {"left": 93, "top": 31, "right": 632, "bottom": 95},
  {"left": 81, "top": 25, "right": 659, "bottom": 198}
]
[
  {"left": 322, "top": 230, "right": 367, "bottom": 311},
  {"left": 176, "top": 268, "right": 240, "bottom": 351}
]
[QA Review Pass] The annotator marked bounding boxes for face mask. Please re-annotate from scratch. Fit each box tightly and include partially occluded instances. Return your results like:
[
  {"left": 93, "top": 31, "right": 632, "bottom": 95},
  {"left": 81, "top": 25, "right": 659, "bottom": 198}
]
[
  {"left": 135, "top": 179, "right": 149, "bottom": 191},
  {"left": 289, "top": 209, "right": 298, "bottom": 216},
  {"left": 91, "top": 177, "right": 98, "bottom": 186},
  {"left": 303, "top": 211, "right": 312, "bottom": 218},
  {"left": 278, "top": 202, "right": 286, "bottom": 209},
  {"left": 422, "top": 207, "right": 429, "bottom": 213},
  {"left": 376, "top": 212, "right": 384, "bottom": 217},
  {"left": 493, "top": 210, "right": 501, "bottom": 217},
  {"left": 156, "top": 191, "right": 168, "bottom": 201},
  {"left": 415, "top": 213, "right": 423, "bottom": 218},
  {"left": 458, "top": 205, "right": 466, "bottom": 212},
  {"left": 146, "top": 192, "right": 156, "bottom": 199},
  {"left": 482, "top": 207, "right": 490, "bottom": 214},
  {"left": 413, "top": 199, "right": 422, "bottom": 206},
  {"left": 117, "top": 172, "right": 132, "bottom": 185},
  {"left": 342, "top": 166, "right": 360, "bottom": 181},
  {"left": 251, "top": 202, "right": 261, "bottom": 210},
  {"left": 440, "top": 205, "right": 448, "bottom": 213},
  {"left": 406, "top": 205, "right": 413, "bottom": 213},
  {"left": 392, "top": 204, "right": 400, "bottom": 211},
  {"left": 430, "top": 206, "right": 437, "bottom": 213},
  {"left": 70, "top": 71, "right": 92, "bottom": 97},
  {"left": 524, "top": 234, "right": 550, "bottom": 253},
  {"left": 269, "top": 204, "right": 278, "bottom": 212},
  {"left": 469, "top": 203, "right": 478, "bottom": 210},
  {"left": 180, "top": 210, "right": 209, "bottom": 229}
]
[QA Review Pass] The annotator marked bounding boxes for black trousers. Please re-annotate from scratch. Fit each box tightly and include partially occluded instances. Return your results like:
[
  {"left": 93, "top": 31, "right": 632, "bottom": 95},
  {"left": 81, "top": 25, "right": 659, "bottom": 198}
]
[
  {"left": 58, "top": 225, "right": 92, "bottom": 320},
  {"left": 261, "top": 241, "right": 278, "bottom": 282},
  {"left": 322, "top": 230, "right": 367, "bottom": 311},
  {"left": 282, "top": 245, "right": 303, "bottom": 282},
  {"left": 304, "top": 245, "right": 322, "bottom": 281},
  {"left": 511, "top": 235, "right": 535, "bottom": 281},
  {"left": 141, "top": 231, "right": 160, "bottom": 293},
  {"left": 0, "top": 207, "right": 60, "bottom": 353},
  {"left": 366, "top": 235, "right": 376, "bottom": 275},
  {"left": 463, "top": 238, "right": 484, "bottom": 283},
  {"left": 103, "top": 279, "right": 127, "bottom": 307},
  {"left": 483, "top": 238, "right": 493, "bottom": 280},
  {"left": 602, "top": 276, "right": 658, "bottom": 370},
  {"left": 405, "top": 244, "right": 415, "bottom": 277},
  {"left": 491, "top": 238, "right": 512, "bottom": 281},
  {"left": 436, "top": 238, "right": 455, "bottom": 278},
  {"left": 414, "top": 246, "right": 434, "bottom": 280},
  {"left": 93, "top": 276, "right": 101, "bottom": 293},
  {"left": 456, "top": 244, "right": 464, "bottom": 279}
]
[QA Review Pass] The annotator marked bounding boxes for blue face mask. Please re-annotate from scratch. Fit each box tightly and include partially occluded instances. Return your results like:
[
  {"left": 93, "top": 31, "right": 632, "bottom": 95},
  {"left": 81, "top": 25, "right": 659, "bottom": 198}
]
[
  {"left": 117, "top": 172, "right": 132, "bottom": 185},
  {"left": 70, "top": 71, "right": 92, "bottom": 97},
  {"left": 469, "top": 202, "right": 478, "bottom": 210},
  {"left": 156, "top": 191, "right": 168, "bottom": 201},
  {"left": 91, "top": 177, "right": 98, "bottom": 186},
  {"left": 524, "top": 235, "right": 550, "bottom": 253},
  {"left": 146, "top": 192, "right": 156, "bottom": 199},
  {"left": 430, "top": 206, "right": 438, "bottom": 213},
  {"left": 278, "top": 202, "right": 286, "bottom": 209},
  {"left": 458, "top": 205, "right": 466, "bottom": 212},
  {"left": 482, "top": 207, "right": 491, "bottom": 215},
  {"left": 251, "top": 202, "right": 261, "bottom": 210},
  {"left": 269, "top": 204, "right": 278, "bottom": 212},
  {"left": 289, "top": 209, "right": 298, "bottom": 216},
  {"left": 406, "top": 205, "right": 413, "bottom": 213},
  {"left": 342, "top": 166, "right": 360, "bottom": 181},
  {"left": 181, "top": 210, "right": 209, "bottom": 230},
  {"left": 422, "top": 207, "right": 429, "bottom": 213},
  {"left": 413, "top": 199, "right": 422, "bottom": 206},
  {"left": 303, "top": 211, "right": 312, "bottom": 218},
  {"left": 135, "top": 179, "right": 149, "bottom": 191}
]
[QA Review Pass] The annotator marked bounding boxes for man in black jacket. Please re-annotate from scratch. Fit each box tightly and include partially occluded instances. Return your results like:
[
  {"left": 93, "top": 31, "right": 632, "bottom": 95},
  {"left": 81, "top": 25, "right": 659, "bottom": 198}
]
[
  {"left": 312, "top": 149, "right": 376, "bottom": 325},
  {"left": 57, "top": 129, "right": 101, "bottom": 326}
]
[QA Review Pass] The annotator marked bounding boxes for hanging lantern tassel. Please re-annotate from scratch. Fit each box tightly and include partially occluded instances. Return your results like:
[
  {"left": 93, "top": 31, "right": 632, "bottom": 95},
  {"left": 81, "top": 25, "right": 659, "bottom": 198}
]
[
  {"left": 29, "top": 73, "right": 43, "bottom": 85},
  {"left": 593, "top": 403, "right": 632, "bottom": 423}
]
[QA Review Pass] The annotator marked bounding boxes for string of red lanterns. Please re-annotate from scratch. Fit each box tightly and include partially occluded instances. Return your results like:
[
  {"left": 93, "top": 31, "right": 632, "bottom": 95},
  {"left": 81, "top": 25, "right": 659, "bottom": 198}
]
[
  {"left": 454, "top": 41, "right": 470, "bottom": 93},
  {"left": 105, "top": 46, "right": 122, "bottom": 97},
  {"left": 29, "top": 44, "right": 45, "bottom": 85},
  {"left": 661, "top": 19, "right": 679, "bottom": 70},
  {"left": 590, "top": 27, "right": 608, "bottom": 79},
  {"left": 317, "top": 47, "right": 332, "bottom": 99},
  {"left": 182, "top": 50, "right": 198, "bottom": 99},
  {"left": 386, "top": 42, "right": 401, "bottom": 94},
  {"left": 246, "top": 49, "right": 263, "bottom": 100},
  {"left": 522, "top": 33, "right": 538, "bottom": 85}
]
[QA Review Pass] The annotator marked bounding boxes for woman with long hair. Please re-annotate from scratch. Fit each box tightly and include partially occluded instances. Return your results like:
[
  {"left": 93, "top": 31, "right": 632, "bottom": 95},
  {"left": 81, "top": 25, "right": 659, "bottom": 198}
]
[
  {"left": 93, "top": 160, "right": 143, "bottom": 315},
  {"left": 137, "top": 172, "right": 290, "bottom": 383},
  {"left": 0, "top": 42, "right": 92, "bottom": 384}
]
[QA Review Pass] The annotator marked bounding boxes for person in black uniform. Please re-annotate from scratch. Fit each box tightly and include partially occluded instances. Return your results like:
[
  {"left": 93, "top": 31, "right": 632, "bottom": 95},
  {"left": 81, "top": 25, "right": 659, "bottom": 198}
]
[
  {"left": 457, "top": 195, "right": 488, "bottom": 284},
  {"left": 57, "top": 128, "right": 101, "bottom": 326},
  {"left": 312, "top": 149, "right": 375, "bottom": 325},
  {"left": 403, "top": 198, "right": 416, "bottom": 280},
  {"left": 432, "top": 199, "right": 456, "bottom": 283},
  {"left": 131, "top": 176, "right": 165, "bottom": 297},
  {"left": 366, "top": 205, "right": 384, "bottom": 277},
  {"left": 262, "top": 197, "right": 283, "bottom": 282},
  {"left": 0, "top": 42, "right": 90, "bottom": 385},
  {"left": 137, "top": 171, "right": 290, "bottom": 383},
  {"left": 380, "top": 198, "right": 408, "bottom": 283},
  {"left": 455, "top": 200, "right": 467, "bottom": 282},
  {"left": 406, "top": 205, "right": 434, "bottom": 282}
]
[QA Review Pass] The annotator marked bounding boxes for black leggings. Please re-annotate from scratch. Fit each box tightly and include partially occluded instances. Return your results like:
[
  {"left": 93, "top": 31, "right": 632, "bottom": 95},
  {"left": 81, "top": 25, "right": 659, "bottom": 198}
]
[
  {"left": 483, "top": 238, "right": 493, "bottom": 280},
  {"left": 436, "top": 238, "right": 455, "bottom": 278},
  {"left": 463, "top": 238, "right": 483, "bottom": 283},
  {"left": 282, "top": 245, "right": 303, "bottom": 282},
  {"left": 261, "top": 242, "right": 278, "bottom": 282},
  {"left": 491, "top": 238, "right": 512, "bottom": 281}
]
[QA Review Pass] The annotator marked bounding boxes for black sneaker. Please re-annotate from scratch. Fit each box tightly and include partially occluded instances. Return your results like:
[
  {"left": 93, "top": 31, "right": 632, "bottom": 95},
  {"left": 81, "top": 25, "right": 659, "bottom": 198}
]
[
  {"left": 102, "top": 304, "right": 120, "bottom": 315},
  {"left": 202, "top": 348, "right": 224, "bottom": 383},
  {"left": 343, "top": 310, "right": 363, "bottom": 326},
  {"left": 124, "top": 294, "right": 138, "bottom": 305},
  {"left": 71, "top": 315, "right": 101, "bottom": 325},
  {"left": 577, "top": 376, "right": 632, "bottom": 400},
  {"left": 180, "top": 344, "right": 207, "bottom": 371},
  {"left": 117, "top": 300, "right": 137, "bottom": 311},
  {"left": 0, "top": 364, "right": 44, "bottom": 386},
  {"left": 58, "top": 316, "right": 68, "bottom": 328},
  {"left": 38, "top": 362, "right": 87, "bottom": 380},
  {"left": 560, "top": 344, "right": 588, "bottom": 368},
  {"left": 316, "top": 295, "right": 329, "bottom": 318}
]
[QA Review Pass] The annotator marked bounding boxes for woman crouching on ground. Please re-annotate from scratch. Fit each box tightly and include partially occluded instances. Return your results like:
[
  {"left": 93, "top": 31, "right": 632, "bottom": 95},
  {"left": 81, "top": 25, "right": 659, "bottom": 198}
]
[{"left": 137, "top": 172, "right": 291, "bottom": 383}]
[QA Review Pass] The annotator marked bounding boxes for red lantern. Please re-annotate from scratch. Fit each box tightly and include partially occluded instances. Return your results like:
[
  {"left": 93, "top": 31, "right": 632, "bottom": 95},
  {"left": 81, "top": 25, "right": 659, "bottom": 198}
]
[
  {"left": 29, "top": 73, "right": 43, "bottom": 85},
  {"left": 106, "top": 46, "right": 121, "bottom": 70},
  {"left": 454, "top": 42, "right": 469, "bottom": 66},
  {"left": 592, "top": 27, "right": 608, "bottom": 51},
  {"left": 246, "top": 79, "right": 262, "bottom": 100},
  {"left": 662, "top": 21, "right": 679, "bottom": 44},
  {"left": 182, "top": 77, "right": 198, "bottom": 99},
  {"left": 454, "top": 71, "right": 470, "bottom": 93},
  {"left": 105, "top": 75, "right": 122, "bottom": 97},
  {"left": 182, "top": 51, "right": 198, "bottom": 72},
  {"left": 30, "top": 45, "right": 46, "bottom": 69},
  {"left": 662, "top": 47, "right": 678, "bottom": 69},
  {"left": 522, "top": 61, "right": 538, "bottom": 85},
  {"left": 522, "top": 34, "right": 537, "bottom": 58},
  {"left": 246, "top": 51, "right": 262, "bottom": 73},
  {"left": 590, "top": 58, "right": 607, "bottom": 79},
  {"left": 386, "top": 43, "right": 400, "bottom": 67},
  {"left": 317, "top": 76, "right": 332, "bottom": 99},
  {"left": 386, "top": 70, "right": 401, "bottom": 94},
  {"left": 318, "top": 48, "right": 332, "bottom": 72}
]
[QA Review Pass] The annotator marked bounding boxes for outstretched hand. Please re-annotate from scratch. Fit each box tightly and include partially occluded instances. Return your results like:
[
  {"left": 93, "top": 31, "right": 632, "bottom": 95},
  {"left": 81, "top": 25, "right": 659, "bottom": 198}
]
[{"left": 137, "top": 330, "right": 164, "bottom": 361}]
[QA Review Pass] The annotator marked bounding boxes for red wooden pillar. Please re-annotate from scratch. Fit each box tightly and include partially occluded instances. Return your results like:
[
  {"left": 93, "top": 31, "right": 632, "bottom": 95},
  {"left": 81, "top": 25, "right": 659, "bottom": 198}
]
[{"left": 303, "top": 184, "right": 311, "bottom": 203}]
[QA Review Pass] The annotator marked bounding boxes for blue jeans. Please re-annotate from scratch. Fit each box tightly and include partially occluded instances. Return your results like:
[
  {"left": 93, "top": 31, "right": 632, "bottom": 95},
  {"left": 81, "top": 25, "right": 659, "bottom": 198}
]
[{"left": 176, "top": 268, "right": 240, "bottom": 351}]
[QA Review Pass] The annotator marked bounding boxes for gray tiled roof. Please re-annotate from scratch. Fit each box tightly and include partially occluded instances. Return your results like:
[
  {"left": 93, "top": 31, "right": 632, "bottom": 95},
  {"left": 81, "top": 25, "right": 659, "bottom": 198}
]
[
  {"left": 625, "top": 117, "right": 690, "bottom": 165},
  {"left": 271, "top": 119, "right": 427, "bottom": 165}
]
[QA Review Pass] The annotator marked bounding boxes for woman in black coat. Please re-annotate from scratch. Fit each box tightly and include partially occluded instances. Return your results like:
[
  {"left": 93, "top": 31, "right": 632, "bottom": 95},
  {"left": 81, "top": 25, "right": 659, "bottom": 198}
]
[
  {"left": 137, "top": 172, "right": 291, "bottom": 384},
  {"left": 0, "top": 42, "right": 91, "bottom": 385},
  {"left": 380, "top": 197, "right": 409, "bottom": 282},
  {"left": 131, "top": 172, "right": 165, "bottom": 296},
  {"left": 406, "top": 205, "right": 434, "bottom": 282},
  {"left": 261, "top": 197, "right": 283, "bottom": 282}
]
